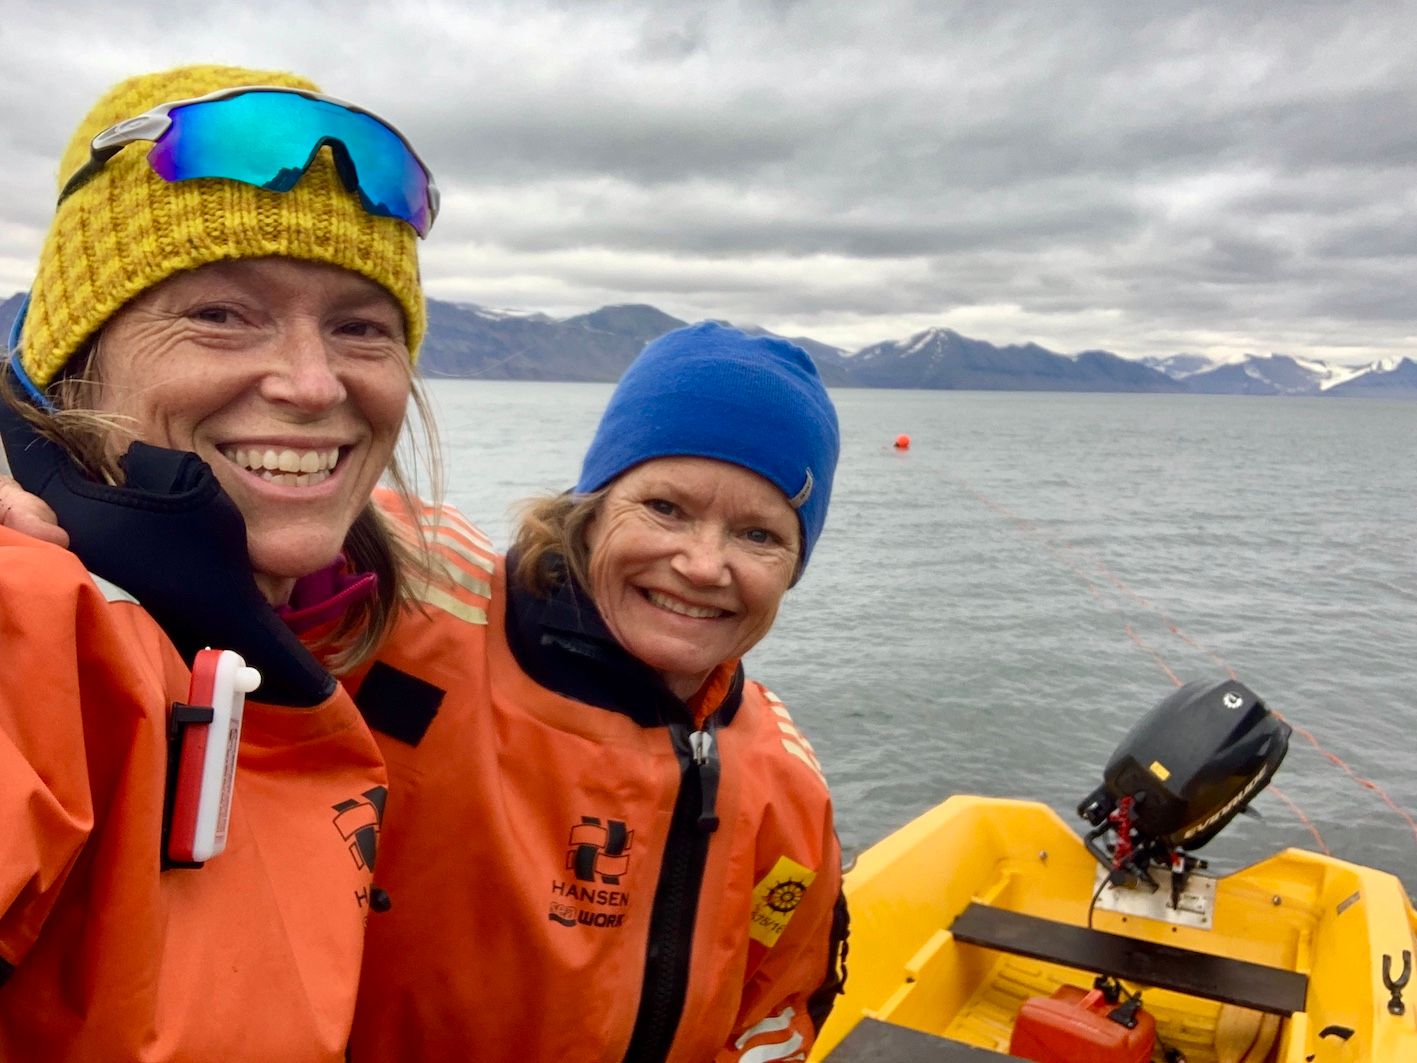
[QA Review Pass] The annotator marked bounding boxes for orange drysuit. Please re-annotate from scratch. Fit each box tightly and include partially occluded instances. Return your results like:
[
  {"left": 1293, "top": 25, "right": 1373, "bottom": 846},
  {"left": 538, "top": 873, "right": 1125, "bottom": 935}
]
[
  {"left": 0, "top": 526, "right": 387, "bottom": 1061},
  {"left": 348, "top": 503, "right": 846, "bottom": 1062}
]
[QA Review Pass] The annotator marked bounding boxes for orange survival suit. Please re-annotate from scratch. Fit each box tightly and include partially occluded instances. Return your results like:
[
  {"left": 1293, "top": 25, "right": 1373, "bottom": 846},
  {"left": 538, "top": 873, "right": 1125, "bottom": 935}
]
[
  {"left": 0, "top": 526, "right": 387, "bottom": 1061},
  {"left": 348, "top": 503, "right": 847, "bottom": 1062}
]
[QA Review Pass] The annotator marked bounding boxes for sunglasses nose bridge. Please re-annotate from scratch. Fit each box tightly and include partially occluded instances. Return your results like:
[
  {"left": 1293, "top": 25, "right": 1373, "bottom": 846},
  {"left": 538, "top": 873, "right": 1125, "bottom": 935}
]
[{"left": 316, "top": 137, "right": 363, "bottom": 199}]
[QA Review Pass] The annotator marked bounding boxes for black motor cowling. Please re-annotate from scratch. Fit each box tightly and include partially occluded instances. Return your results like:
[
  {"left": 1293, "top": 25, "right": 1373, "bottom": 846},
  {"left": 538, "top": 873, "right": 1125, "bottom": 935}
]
[{"left": 1079, "top": 679, "right": 1291, "bottom": 856}]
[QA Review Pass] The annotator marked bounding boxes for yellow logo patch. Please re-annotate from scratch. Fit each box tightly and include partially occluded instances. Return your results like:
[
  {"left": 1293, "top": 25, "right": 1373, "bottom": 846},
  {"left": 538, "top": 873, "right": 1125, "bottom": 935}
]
[{"left": 748, "top": 856, "right": 817, "bottom": 947}]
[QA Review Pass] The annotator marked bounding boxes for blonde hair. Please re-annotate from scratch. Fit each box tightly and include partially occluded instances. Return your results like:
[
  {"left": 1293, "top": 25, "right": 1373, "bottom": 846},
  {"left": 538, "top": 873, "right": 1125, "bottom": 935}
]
[{"left": 509, "top": 488, "right": 609, "bottom": 597}]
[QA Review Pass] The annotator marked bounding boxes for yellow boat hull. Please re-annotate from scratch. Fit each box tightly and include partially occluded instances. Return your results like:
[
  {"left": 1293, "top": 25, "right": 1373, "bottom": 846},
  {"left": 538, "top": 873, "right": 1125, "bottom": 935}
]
[{"left": 812, "top": 797, "right": 1417, "bottom": 1062}]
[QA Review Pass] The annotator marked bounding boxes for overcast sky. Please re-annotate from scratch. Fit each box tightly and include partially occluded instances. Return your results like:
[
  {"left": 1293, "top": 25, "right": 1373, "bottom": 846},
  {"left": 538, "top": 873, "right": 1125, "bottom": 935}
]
[{"left": 4, "top": 0, "right": 1417, "bottom": 364}]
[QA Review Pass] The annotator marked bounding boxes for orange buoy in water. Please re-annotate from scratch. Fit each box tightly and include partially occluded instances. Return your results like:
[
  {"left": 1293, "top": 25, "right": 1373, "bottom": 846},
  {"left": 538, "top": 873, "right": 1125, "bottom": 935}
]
[{"left": 893, "top": 433, "right": 911, "bottom": 450}]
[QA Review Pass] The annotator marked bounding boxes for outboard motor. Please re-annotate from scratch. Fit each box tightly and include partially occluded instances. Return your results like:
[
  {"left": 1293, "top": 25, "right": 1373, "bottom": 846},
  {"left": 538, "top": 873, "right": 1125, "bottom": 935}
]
[{"left": 1078, "top": 679, "right": 1291, "bottom": 899}]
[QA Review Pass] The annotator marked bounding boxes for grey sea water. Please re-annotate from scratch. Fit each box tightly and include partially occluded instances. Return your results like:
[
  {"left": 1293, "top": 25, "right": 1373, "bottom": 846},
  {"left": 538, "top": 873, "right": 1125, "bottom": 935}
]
[{"left": 420, "top": 380, "right": 1417, "bottom": 893}]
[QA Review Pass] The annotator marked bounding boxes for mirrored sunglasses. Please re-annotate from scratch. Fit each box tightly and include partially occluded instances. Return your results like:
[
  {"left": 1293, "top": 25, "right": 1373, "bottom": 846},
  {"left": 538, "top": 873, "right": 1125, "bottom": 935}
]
[{"left": 58, "top": 85, "right": 439, "bottom": 237}]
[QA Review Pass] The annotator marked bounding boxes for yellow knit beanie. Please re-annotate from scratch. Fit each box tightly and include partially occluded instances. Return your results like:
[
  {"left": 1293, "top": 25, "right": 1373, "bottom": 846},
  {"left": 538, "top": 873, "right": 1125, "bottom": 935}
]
[{"left": 20, "top": 63, "right": 426, "bottom": 391}]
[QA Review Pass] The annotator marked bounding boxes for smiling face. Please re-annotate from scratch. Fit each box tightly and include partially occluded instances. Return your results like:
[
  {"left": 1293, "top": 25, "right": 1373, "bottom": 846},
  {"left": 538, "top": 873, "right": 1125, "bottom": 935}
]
[
  {"left": 584, "top": 456, "right": 802, "bottom": 700},
  {"left": 92, "top": 256, "right": 411, "bottom": 604}
]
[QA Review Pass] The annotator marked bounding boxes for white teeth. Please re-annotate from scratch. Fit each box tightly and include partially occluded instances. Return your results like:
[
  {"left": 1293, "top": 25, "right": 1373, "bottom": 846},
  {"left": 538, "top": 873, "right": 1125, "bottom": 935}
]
[
  {"left": 646, "top": 590, "right": 725, "bottom": 619},
  {"left": 221, "top": 445, "right": 340, "bottom": 485}
]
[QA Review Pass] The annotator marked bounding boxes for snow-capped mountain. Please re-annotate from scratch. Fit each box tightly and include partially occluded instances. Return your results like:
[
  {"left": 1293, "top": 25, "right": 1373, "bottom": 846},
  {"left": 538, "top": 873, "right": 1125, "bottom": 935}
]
[
  {"left": 849, "top": 327, "right": 1181, "bottom": 392},
  {"left": 1147, "top": 352, "right": 1410, "bottom": 396},
  {"left": 1185, "top": 354, "right": 1333, "bottom": 395},
  {"left": 1139, "top": 353, "right": 1226, "bottom": 379},
  {"left": 1325, "top": 357, "right": 1417, "bottom": 396}
]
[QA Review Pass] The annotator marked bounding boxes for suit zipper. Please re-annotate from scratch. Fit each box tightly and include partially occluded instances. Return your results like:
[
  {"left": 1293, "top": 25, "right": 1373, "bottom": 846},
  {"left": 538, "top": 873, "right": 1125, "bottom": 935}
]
[{"left": 621, "top": 717, "right": 721, "bottom": 1062}]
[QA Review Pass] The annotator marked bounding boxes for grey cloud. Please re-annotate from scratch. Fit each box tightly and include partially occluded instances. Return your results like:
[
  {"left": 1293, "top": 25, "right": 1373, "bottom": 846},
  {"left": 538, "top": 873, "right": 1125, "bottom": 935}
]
[
  {"left": 438, "top": 179, "right": 1143, "bottom": 259},
  {"left": 1315, "top": 218, "right": 1417, "bottom": 260},
  {"left": 4, "top": 0, "right": 1417, "bottom": 360},
  {"left": 1307, "top": 269, "right": 1417, "bottom": 323}
]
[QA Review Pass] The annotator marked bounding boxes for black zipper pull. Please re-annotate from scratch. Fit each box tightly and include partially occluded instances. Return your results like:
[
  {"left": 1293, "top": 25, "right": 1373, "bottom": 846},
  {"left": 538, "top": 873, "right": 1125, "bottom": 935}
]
[{"left": 689, "top": 726, "right": 720, "bottom": 833}]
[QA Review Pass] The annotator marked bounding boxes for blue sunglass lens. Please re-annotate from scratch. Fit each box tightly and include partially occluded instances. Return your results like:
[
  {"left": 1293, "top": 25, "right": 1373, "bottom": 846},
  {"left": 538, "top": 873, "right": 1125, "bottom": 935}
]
[
  {"left": 339, "top": 113, "right": 433, "bottom": 236},
  {"left": 147, "top": 92, "right": 432, "bottom": 235}
]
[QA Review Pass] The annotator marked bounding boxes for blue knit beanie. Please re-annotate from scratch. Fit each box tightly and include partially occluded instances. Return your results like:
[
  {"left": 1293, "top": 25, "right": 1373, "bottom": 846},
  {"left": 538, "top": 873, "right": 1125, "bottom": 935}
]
[{"left": 576, "top": 322, "right": 840, "bottom": 571}]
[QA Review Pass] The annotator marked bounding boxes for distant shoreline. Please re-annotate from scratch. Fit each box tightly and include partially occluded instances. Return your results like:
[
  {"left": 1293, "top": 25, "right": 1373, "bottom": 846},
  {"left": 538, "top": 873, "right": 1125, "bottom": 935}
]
[{"left": 3, "top": 291, "right": 1412, "bottom": 398}]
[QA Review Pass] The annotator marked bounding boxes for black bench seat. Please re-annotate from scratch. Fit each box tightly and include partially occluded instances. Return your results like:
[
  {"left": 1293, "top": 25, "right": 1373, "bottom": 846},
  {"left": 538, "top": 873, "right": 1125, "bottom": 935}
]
[{"left": 949, "top": 902, "right": 1308, "bottom": 1016}]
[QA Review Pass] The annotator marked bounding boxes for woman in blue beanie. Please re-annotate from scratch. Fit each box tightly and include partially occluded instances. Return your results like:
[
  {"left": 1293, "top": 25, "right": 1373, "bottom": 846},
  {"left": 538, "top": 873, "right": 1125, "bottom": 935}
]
[{"left": 351, "top": 322, "right": 848, "bottom": 1062}]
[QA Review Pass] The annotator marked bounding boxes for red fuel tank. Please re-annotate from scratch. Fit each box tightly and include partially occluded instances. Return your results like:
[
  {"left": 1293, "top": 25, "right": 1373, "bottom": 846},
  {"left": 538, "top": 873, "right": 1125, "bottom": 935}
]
[{"left": 1009, "top": 984, "right": 1156, "bottom": 1063}]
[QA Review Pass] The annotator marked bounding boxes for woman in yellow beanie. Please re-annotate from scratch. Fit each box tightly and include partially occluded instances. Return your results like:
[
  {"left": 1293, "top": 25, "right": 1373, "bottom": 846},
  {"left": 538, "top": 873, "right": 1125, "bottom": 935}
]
[{"left": 0, "top": 64, "right": 445, "bottom": 1061}]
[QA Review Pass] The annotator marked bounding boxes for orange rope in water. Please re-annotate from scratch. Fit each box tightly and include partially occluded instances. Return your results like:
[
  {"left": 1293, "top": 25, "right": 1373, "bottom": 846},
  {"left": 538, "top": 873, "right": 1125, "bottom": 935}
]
[
  {"left": 1268, "top": 784, "right": 1332, "bottom": 855},
  {"left": 1123, "top": 624, "right": 1181, "bottom": 687},
  {"left": 954, "top": 475, "right": 1417, "bottom": 854},
  {"left": 1270, "top": 709, "right": 1417, "bottom": 846}
]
